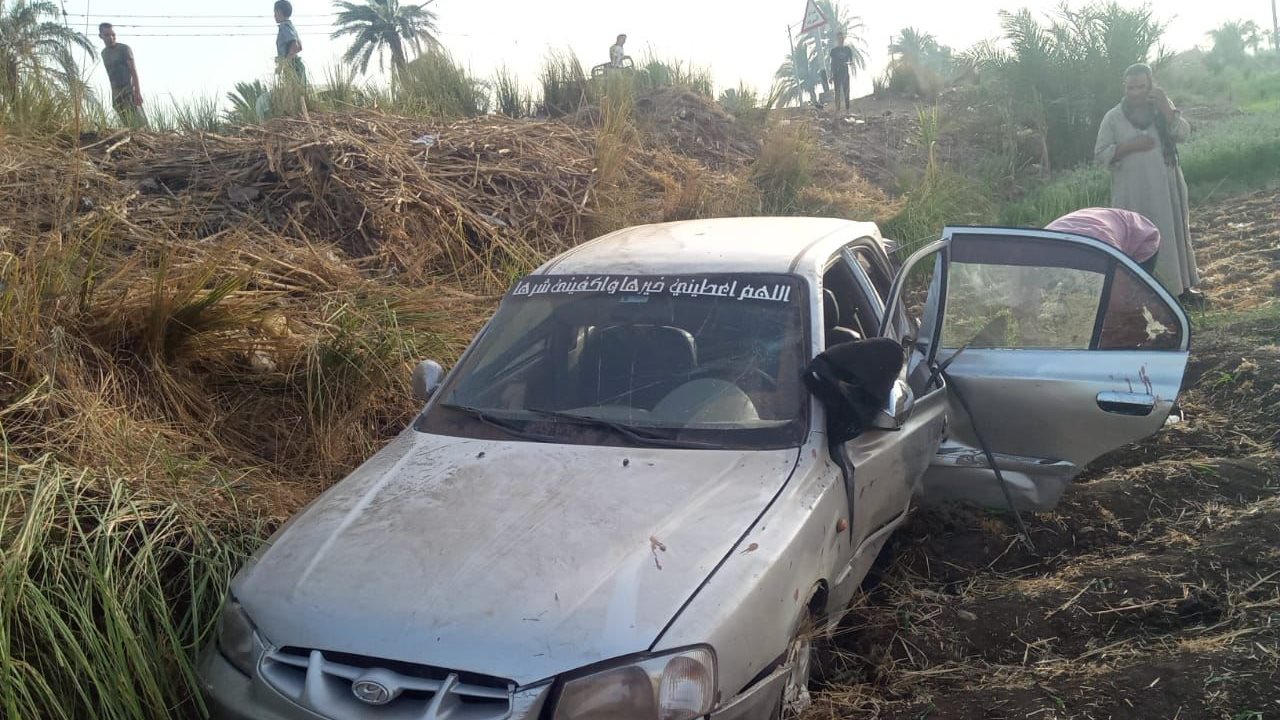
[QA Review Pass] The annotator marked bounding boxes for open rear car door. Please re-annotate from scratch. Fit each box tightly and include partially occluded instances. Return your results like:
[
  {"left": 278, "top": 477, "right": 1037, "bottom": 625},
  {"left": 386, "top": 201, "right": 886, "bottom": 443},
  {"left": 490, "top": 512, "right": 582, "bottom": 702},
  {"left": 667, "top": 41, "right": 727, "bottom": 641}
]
[{"left": 880, "top": 226, "right": 1190, "bottom": 511}]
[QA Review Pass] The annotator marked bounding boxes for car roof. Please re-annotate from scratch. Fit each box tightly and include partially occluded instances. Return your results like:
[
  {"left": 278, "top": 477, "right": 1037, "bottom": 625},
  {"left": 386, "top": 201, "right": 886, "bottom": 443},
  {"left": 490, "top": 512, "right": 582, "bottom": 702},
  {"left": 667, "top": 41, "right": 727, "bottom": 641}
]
[{"left": 534, "top": 217, "right": 884, "bottom": 277}]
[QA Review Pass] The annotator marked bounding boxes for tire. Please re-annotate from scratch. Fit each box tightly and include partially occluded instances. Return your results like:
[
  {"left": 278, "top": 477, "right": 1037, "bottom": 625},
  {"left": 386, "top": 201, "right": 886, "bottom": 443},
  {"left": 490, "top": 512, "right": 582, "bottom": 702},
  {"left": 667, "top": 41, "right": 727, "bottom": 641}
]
[{"left": 774, "top": 615, "right": 816, "bottom": 720}]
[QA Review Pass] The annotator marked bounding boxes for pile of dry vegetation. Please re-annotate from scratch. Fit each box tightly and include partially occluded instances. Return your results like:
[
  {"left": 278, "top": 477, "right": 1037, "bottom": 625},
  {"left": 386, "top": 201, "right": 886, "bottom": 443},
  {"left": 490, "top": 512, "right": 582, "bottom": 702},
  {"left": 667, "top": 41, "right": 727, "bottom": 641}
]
[{"left": 0, "top": 104, "right": 780, "bottom": 512}]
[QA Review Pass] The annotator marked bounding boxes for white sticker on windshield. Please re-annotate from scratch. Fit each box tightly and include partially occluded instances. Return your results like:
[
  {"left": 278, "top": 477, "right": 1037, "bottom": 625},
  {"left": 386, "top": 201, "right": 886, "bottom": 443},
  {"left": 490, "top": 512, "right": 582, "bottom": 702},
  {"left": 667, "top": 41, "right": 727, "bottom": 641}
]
[{"left": 510, "top": 275, "right": 795, "bottom": 303}]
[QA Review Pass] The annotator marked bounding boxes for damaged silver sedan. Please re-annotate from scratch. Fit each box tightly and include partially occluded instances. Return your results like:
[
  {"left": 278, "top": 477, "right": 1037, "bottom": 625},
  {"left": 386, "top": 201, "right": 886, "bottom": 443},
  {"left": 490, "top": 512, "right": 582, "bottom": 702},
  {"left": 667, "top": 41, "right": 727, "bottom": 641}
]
[{"left": 200, "top": 218, "right": 1189, "bottom": 720}]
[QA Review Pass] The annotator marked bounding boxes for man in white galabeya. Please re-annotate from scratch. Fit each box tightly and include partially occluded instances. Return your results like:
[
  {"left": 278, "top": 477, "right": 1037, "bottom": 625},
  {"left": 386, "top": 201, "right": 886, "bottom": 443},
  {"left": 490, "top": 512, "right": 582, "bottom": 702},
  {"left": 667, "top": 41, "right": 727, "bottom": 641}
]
[{"left": 1094, "top": 63, "right": 1203, "bottom": 306}]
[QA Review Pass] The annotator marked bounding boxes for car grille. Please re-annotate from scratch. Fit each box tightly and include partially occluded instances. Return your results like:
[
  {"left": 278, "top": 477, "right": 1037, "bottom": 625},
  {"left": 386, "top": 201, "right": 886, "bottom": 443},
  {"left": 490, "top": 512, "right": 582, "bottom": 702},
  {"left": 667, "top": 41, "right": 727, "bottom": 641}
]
[{"left": 261, "top": 646, "right": 514, "bottom": 719}]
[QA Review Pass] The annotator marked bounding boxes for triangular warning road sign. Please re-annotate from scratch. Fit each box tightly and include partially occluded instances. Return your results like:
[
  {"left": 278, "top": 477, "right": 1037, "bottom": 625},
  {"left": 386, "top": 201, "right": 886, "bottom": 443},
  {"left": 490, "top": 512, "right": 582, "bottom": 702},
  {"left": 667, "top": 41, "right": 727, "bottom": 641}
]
[{"left": 799, "top": 0, "right": 828, "bottom": 34}]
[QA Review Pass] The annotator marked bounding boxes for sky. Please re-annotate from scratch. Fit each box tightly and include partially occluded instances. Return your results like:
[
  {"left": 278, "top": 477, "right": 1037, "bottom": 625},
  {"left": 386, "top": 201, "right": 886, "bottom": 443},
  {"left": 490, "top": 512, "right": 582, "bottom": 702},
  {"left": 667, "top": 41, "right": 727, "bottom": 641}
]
[{"left": 61, "top": 0, "right": 1277, "bottom": 112}]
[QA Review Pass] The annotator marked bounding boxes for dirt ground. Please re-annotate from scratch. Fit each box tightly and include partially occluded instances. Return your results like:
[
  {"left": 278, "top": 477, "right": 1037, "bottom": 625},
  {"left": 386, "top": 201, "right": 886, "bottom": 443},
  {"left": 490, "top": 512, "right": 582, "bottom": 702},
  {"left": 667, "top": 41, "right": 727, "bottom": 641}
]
[{"left": 806, "top": 190, "right": 1280, "bottom": 719}]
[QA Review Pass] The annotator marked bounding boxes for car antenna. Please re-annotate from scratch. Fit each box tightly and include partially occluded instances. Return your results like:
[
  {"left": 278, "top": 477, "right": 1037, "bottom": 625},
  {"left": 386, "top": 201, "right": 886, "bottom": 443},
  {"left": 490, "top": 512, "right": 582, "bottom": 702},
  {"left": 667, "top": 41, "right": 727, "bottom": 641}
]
[{"left": 926, "top": 329, "right": 1037, "bottom": 554}]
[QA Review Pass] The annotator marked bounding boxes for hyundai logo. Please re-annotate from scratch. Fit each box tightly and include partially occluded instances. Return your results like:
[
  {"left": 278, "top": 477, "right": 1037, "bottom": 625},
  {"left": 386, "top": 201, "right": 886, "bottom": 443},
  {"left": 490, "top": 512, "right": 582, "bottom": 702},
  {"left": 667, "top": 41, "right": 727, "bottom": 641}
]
[{"left": 352, "top": 679, "right": 394, "bottom": 706}]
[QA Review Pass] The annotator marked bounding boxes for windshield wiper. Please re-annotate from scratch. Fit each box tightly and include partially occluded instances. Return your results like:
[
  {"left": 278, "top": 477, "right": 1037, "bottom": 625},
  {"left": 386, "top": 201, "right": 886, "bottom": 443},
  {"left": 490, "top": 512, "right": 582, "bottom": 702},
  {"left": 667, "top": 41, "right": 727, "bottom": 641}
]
[
  {"left": 437, "top": 403, "right": 559, "bottom": 443},
  {"left": 525, "top": 408, "right": 719, "bottom": 449}
]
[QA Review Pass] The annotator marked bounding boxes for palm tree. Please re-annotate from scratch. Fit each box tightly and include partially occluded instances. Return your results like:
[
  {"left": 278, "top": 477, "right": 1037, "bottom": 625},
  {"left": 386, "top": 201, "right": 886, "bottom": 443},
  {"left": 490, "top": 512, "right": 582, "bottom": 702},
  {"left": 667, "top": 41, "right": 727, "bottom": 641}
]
[
  {"left": 773, "top": 41, "right": 822, "bottom": 107},
  {"left": 0, "top": 0, "right": 93, "bottom": 102},
  {"left": 889, "top": 28, "right": 939, "bottom": 67},
  {"left": 225, "top": 80, "right": 268, "bottom": 124},
  {"left": 884, "top": 27, "right": 955, "bottom": 96},
  {"left": 331, "top": 0, "right": 440, "bottom": 77},
  {"left": 1206, "top": 19, "right": 1262, "bottom": 70}
]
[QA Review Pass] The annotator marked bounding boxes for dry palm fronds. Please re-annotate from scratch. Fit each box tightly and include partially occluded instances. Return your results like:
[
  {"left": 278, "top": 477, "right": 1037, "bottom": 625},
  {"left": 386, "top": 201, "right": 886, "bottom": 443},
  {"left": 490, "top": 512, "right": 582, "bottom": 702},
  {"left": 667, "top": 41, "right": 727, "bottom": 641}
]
[{"left": 102, "top": 112, "right": 600, "bottom": 292}]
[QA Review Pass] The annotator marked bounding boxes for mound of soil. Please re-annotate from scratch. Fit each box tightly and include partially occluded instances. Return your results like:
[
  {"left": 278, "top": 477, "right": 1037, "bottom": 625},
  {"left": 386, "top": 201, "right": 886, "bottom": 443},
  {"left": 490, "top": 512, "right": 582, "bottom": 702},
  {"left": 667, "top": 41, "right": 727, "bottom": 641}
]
[{"left": 634, "top": 87, "right": 759, "bottom": 169}]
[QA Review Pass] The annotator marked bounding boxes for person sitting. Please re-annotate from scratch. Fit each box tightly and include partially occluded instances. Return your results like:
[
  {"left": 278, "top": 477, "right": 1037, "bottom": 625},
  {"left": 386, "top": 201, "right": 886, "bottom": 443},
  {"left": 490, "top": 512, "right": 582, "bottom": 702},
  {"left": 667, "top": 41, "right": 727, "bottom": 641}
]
[{"left": 609, "top": 34, "right": 631, "bottom": 69}]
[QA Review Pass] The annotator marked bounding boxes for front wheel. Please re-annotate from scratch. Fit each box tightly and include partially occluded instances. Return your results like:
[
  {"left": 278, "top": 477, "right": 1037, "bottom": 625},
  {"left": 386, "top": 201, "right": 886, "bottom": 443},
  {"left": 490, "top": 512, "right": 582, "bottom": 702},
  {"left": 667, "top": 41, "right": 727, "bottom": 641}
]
[{"left": 775, "top": 618, "right": 815, "bottom": 719}]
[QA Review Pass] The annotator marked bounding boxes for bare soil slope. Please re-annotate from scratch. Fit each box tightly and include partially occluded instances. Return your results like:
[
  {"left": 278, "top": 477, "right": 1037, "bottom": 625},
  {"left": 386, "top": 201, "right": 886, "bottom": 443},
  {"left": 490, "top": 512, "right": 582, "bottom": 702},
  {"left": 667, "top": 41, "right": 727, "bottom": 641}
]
[{"left": 807, "top": 190, "right": 1280, "bottom": 719}]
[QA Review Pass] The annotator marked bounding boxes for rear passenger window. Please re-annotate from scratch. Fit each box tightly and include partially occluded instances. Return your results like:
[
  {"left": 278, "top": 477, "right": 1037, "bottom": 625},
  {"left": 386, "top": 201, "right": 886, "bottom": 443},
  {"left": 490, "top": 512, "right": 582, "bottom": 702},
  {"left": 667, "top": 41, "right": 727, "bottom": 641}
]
[
  {"left": 943, "top": 234, "right": 1184, "bottom": 351},
  {"left": 849, "top": 245, "right": 893, "bottom": 301}
]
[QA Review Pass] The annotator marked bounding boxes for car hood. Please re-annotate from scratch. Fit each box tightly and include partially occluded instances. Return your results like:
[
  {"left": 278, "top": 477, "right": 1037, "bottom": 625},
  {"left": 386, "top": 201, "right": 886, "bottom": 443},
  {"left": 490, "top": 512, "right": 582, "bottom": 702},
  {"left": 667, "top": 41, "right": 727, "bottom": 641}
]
[{"left": 234, "top": 429, "right": 800, "bottom": 687}]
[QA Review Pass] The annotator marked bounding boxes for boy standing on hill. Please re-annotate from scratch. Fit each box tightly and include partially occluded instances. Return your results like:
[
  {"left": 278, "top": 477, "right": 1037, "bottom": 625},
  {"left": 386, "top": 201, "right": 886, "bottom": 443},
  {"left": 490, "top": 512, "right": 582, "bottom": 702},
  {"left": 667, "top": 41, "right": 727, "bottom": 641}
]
[
  {"left": 828, "top": 32, "right": 854, "bottom": 114},
  {"left": 274, "top": 0, "right": 305, "bottom": 83},
  {"left": 98, "top": 23, "right": 146, "bottom": 128}
]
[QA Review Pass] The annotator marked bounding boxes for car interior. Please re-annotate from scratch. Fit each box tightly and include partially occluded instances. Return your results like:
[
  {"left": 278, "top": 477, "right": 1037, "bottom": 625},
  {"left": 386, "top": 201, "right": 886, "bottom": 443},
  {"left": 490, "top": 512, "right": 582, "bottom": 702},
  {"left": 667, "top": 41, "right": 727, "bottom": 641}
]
[
  {"left": 449, "top": 289, "right": 807, "bottom": 429},
  {"left": 821, "top": 254, "right": 879, "bottom": 349}
]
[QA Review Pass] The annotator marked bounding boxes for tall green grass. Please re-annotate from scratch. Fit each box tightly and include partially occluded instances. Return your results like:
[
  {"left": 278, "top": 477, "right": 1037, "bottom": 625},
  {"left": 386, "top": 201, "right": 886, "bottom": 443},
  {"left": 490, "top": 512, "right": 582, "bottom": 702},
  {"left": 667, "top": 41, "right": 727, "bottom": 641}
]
[
  {"left": 314, "top": 64, "right": 371, "bottom": 112},
  {"left": 718, "top": 82, "right": 773, "bottom": 134},
  {"left": 492, "top": 66, "right": 532, "bottom": 118},
  {"left": 999, "top": 164, "right": 1109, "bottom": 226},
  {"left": 881, "top": 165, "right": 998, "bottom": 253},
  {"left": 0, "top": 452, "right": 260, "bottom": 720},
  {"left": 0, "top": 73, "right": 108, "bottom": 135},
  {"left": 635, "top": 53, "right": 714, "bottom": 97},
  {"left": 1002, "top": 108, "right": 1280, "bottom": 226},
  {"left": 396, "top": 50, "right": 489, "bottom": 118},
  {"left": 1181, "top": 111, "right": 1280, "bottom": 200},
  {"left": 540, "top": 50, "right": 592, "bottom": 117},
  {"left": 150, "top": 95, "right": 223, "bottom": 133}
]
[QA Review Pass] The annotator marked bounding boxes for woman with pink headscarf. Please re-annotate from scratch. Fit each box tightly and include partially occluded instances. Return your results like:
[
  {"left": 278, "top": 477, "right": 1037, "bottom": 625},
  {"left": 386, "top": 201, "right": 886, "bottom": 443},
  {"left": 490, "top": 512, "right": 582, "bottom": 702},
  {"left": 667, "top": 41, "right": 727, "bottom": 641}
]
[
  {"left": 1048, "top": 207, "right": 1184, "bottom": 347},
  {"left": 1047, "top": 207, "right": 1161, "bottom": 273}
]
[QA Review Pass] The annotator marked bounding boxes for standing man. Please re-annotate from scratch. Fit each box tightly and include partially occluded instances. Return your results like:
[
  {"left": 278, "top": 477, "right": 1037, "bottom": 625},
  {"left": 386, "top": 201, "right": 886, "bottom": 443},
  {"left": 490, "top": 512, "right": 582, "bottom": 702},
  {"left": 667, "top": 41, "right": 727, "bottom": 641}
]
[
  {"left": 274, "top": 0, "right": 305, "bottom": 84},
  {"left": 98, "top": 23, "right": 145, "bottom": 128},
  {"left": 609, "top": 34, "right": 630, "bottom": 69},
  {"left": 827, "top": 32, "right": 854, "bottom": 114},
  {"left": 1094, "top": 63, "right": 1203, "bottom": 305}
]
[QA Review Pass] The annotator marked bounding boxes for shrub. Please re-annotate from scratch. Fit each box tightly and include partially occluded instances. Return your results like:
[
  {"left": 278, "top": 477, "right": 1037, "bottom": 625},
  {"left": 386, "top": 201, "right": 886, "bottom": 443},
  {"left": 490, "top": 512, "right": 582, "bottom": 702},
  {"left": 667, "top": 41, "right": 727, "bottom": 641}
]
[
  {"left": 752, "top": 122, "right": 815, "bottom": 214},
  {"left": 636, "top": 54, "right": 714, "bottom": 97},
  {"left": 492, "top": 66, "right": 531, "bottom": 118},
  {"left": 397, "top": 50, "right": 488, "bottom": 119},
  {"left": 539, "top": 49, "right": 591, "bottom": 117},
  {"left": 718, "top": 83, "right": 770, "bottom": 133},
  {"left": 882, "top": 165, "right": 998, "bottom": 253}
]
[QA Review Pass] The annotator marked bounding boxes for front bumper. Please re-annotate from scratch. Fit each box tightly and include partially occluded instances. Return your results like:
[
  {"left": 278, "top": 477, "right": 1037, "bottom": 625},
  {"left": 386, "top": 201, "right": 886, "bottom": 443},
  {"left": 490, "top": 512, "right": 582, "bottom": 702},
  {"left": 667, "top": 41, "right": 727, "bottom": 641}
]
[
  {"left": 201, "top": 643, "right": 786, "bottom": 720},
  {"left": 200, "top": 646, "right": 317, "bottom": 720},
  {"left": 201, "top": 646, "right": 554, "bottom": 720},
  {"left": 709, "top": 663, "right": 790, "bottom": 720}
]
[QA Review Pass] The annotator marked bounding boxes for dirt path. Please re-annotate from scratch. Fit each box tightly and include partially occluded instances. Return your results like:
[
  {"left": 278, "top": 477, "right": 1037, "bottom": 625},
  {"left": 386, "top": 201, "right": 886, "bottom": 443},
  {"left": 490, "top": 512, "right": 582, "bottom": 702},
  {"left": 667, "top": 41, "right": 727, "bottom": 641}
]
[{"left": 806, "top": 190, "right": 1280, "bottom": 719}]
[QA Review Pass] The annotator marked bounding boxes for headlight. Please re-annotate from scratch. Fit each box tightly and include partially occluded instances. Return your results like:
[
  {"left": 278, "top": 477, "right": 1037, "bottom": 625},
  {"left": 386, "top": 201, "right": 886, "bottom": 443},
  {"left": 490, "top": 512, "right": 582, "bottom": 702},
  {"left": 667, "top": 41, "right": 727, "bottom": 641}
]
[
  {"left": 216, "top": 597, "right": 260, "bottom": 677},
  {"left": 553, "top": 647, "right": 716, "bottom": 720}
]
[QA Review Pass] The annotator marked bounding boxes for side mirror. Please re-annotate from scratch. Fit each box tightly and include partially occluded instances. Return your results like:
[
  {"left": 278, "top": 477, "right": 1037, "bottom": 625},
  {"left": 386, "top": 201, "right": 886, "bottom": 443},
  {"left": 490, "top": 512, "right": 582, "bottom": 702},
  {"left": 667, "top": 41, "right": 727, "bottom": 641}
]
[
  {"left": 411, "top": 360, "right": 444, "bottom": 401},
  {"left": 802, "top": 338, "right": 906, "bottom": 443},
  {"left": 870, "top": 378, "right": 915, "bottom": 430}
]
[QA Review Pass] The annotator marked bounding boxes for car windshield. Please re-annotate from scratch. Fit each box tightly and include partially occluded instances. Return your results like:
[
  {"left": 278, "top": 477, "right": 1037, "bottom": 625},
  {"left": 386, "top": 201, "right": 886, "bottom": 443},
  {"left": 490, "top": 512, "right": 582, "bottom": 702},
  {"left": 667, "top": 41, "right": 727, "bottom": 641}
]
[{"left": 417, "top": 273, "right": 809, "bottom": 450}]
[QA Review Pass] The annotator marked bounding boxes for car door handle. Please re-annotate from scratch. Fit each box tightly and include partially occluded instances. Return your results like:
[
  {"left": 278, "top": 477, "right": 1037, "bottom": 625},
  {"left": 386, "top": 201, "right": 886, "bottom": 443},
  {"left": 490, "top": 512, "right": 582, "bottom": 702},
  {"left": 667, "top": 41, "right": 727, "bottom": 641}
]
[{"left": 1096, "top": 391, "right": 1155, "bottom": 416}]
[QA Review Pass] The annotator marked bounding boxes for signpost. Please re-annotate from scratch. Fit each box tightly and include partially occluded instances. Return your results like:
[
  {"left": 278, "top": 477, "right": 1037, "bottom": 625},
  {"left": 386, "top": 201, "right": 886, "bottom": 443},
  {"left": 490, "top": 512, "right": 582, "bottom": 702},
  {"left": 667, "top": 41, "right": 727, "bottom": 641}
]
[{"left": 800, "top": 0, "right": 829, "bottom": 34}]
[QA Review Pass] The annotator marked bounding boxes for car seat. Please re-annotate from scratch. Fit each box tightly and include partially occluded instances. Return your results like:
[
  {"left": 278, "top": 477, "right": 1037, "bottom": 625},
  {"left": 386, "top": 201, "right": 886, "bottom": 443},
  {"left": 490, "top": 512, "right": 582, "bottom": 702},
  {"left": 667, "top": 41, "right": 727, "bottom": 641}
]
[
  {"left": 584, "top": 325, "right": 698, "bottom": 408},
  {"left": 824, "top": 289, "right": 862, "bottom": 348}
]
